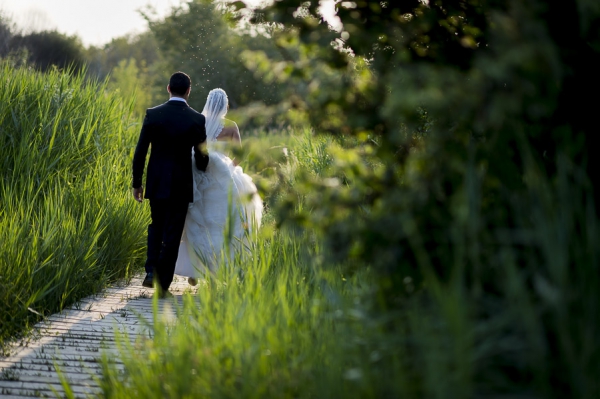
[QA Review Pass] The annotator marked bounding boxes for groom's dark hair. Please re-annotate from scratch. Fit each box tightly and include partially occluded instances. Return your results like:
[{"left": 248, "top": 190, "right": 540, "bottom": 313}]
[{"left": 169, "top": 72, "right": 191, "bottom": 96}]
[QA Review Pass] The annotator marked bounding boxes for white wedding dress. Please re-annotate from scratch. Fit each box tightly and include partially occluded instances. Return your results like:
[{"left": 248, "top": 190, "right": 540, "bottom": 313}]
[{"left": 175, "top": 89, "right": 262, "bottom": 278}]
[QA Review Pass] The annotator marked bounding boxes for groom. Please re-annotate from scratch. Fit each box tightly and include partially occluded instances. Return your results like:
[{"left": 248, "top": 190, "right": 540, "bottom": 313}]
[{"left": 132, "top": 71, "right": 209, "bottom": 297}]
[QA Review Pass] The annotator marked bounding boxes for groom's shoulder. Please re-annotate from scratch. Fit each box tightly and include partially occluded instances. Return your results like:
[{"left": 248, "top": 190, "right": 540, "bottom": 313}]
[
  {"left": 144, "top": 103, "right": 168, "bottom": 118},
  {"left": 147, "top": 102, "right": 169, "bottom": 112},
  {"left": 187, "top": 106, "right": 205, "bottom": 120},
  {"left": 187, "top": 106, "right": 203, "bottom": 116},
  {"left": 144, "top": 102, "right": 204, "bottom": 121}
]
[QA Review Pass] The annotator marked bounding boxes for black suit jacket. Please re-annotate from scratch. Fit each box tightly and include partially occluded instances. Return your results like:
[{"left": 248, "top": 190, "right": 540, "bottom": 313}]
[{"left": 132, "top": 100, "right": 209, "bottom": 202}]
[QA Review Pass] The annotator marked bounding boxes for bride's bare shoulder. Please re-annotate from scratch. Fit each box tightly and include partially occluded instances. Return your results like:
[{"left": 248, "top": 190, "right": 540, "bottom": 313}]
[
  {"left": 222, "top": 118, "right": 238, "bottom": 129},
  {"left": 218, "top": 119, "right": 241, "bottom": 142}
]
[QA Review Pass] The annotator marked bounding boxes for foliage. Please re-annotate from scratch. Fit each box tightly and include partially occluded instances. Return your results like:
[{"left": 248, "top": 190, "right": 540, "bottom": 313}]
[
  {"left": 0, "top": 11, "right": 85, "bottom": 72},
  {"left": 144, "top": 0, "right": 287, "bottom": 115},
  {"left": 8, "top": 30, "right": 86, "bottom": 72},
  {"left": 83, "top": 33, "right": 160, "bottom": 118},
  {"left": 0, "top": 13, "right": 14, "bottom": 57},
  {"left": 247, "top": 0, "right": 600, "bottom": 174},
  {"left": 241, "top": 0, "right": 600, "bottom": 288},
  {"left": 108, "top": 58, "right": 153, "bottom": 116},
  {"left": 85, "top": 32, "right": 160, "bottom": 82},
  {"left": 0, "top": 62, "right": 148, "bottom": 349}
]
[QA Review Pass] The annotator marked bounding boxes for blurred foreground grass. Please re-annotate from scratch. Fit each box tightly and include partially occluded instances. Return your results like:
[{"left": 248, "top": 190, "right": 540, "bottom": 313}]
[{"left": 95, "top": 131, "right": 599, "bottom": 397}]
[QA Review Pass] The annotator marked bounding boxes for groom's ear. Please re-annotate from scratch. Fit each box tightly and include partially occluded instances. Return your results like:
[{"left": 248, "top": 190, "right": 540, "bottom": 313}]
[{"left": 167, "top": 84, "right": 171, "bottom": 94}]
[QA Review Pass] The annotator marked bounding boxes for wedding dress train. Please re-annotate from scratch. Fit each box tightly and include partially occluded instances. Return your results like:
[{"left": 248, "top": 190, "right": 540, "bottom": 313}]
[
  {"left": 174, "top": 89, "right": 262, "bottom": 278},
  {"left": 175, "top": 141, "right": 262, "bottom": 277}
]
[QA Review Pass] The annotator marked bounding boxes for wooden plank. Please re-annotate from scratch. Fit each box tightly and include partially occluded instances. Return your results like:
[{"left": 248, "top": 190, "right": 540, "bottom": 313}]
[
  {"left": 22, "top": 346, "right": 120, "bottom": 359},
  {"left": 35, "top": 322, "right": 148, "bottom": 334},
  {"left": 68, "top": 295, "right": 183, "bottom": 312},
  {"left": 1, "top": 374, "right": 98, "bottom": 387},
  {"left": 0, "top": 360, "right": 122, "bottom": 372},
  {"left": 40, "top": 314, "right": 148, "bottom": 326},
  {"left": 0, "top": 380, "right": 100, "bottom": 393},
  {"left": 0, "top": 395, "right": 59, "bottom": 399},
  {"left": 0, "top": 367, "right": 103, "bottom": 379},
  {"left": 33, "top": 340, "right": 123, "bottom": 351}
]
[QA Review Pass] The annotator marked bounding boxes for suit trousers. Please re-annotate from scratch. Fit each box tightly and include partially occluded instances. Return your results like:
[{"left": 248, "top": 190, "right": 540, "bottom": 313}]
[{"left": 145, "top": 198, "right": 189, "bottom": 291}]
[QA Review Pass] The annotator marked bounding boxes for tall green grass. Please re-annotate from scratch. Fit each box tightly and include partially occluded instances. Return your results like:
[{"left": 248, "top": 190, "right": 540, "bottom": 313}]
[
  {"left": 95, "top": 132, "right": 599, "bottom": 397},
  {"left": 0, "top": 62, "right": 148, "bottom": 349}
]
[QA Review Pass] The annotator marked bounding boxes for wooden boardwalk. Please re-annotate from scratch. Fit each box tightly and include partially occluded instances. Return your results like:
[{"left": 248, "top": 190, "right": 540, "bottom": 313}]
[{"left": 0, "top": 275, "right": 195, "bottom": 398}]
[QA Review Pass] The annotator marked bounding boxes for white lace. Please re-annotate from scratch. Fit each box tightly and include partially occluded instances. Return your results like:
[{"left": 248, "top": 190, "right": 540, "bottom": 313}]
[{"left": 201, "top": 88, "right": 228, "bottom": 142}]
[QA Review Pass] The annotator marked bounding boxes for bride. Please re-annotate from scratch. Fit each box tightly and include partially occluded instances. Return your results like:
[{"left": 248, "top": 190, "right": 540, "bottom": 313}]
[{"left": 175, "top": 88, "right": 262, "bottom": 284}]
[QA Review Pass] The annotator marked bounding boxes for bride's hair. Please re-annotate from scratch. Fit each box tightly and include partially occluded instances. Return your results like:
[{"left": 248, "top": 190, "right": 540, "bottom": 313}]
[{"left": 202, "top": 88, "right": 229, "bottom": 141}]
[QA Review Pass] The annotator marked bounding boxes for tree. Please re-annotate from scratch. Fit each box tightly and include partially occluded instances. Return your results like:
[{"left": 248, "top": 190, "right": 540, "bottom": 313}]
[
  {"left": 85, "top": 32, "right": 160, "bottom": 81},
  {"left": 9, "top": 30, "right": 85, "bottom": 72},
  {"left": 0, "top": 13, "right": 14, "bottom": 57},
  {"left": 144, "top": 0, "right": 285, "bottom": 111},
  {"left": 242, "top": 0, "right": 600, "bottom": 265}
]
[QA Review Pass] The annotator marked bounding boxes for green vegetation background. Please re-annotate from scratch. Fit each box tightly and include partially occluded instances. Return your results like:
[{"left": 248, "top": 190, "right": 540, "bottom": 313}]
[{"left": 1, "top": 0, "right": 599, "bottom": 397}]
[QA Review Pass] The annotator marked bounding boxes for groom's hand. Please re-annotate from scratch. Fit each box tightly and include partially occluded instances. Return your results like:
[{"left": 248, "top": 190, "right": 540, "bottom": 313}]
[{"left": 133, "top": 186, "right": 144, "bottom": 203}]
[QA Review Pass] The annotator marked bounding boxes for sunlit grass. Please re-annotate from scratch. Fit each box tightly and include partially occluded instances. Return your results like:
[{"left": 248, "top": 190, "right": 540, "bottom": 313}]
[
  {"left": 95, "top": 136, "right": 600, "bottom": 397},
  {"left": 100, "top": 229, "right": 384, "bottom": 398},
  {"left": 0, "top": 62, "right": 148, "bottom": 349}
]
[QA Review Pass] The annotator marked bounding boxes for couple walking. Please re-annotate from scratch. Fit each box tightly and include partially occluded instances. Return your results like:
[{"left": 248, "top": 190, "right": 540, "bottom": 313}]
[{"left": 132, "top": 72, "right": 262, "bottom": 297}]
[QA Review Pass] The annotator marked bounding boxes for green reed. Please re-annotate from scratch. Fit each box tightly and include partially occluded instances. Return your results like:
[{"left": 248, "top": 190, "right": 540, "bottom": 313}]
[
  {"left": 100, "top": 229, "right": 367, "bottom": 398},
  {"left": 0, "top": 62, "right": 148, "bottom": 349},
  {"left": 94, "top": 131, "right": 599, "bottom": 397}
]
